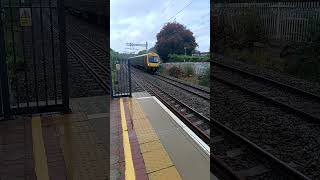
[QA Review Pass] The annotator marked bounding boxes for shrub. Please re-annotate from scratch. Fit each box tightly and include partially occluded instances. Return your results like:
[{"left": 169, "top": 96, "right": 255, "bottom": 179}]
[
  {"left": 168, "top": 66, "right": 183, "bottom": 78},
  {"left": 183, "top": 65, "right": 194, "bottom": 77}
]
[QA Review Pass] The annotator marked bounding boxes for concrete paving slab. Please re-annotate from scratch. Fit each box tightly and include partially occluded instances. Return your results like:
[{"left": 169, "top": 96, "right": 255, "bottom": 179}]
[{"left": 137, "top": 97, "right": 210, "bottom": 180}]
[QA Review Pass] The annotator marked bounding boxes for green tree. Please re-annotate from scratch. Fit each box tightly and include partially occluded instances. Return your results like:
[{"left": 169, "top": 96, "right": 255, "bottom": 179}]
[{"left": 155, "top": 22, "right": 198, "bottom": 61}]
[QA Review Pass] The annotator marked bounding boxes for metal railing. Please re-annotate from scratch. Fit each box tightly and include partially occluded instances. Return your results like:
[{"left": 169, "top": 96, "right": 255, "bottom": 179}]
[{"left": 0, "top": 0, "right": 69, "bottom": 117}]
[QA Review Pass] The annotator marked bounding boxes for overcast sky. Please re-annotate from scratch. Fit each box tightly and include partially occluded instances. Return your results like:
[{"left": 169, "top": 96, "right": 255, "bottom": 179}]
[{"left": 111, "top": 0, "right": 210, "bottom": 54}]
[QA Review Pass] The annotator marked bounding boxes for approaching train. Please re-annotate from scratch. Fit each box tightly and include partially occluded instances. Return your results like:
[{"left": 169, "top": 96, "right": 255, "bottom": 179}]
[
  {"left": 129, "top": 52, "right": 161, "bottom": 74},
  {"left": 65, "top": 0, "right": 107, "bottom": 27}
]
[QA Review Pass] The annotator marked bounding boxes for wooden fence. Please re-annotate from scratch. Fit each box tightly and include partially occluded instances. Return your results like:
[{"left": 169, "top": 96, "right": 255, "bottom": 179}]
[{"left": 217, "top": 2, "right": 320, "bottom": 42}]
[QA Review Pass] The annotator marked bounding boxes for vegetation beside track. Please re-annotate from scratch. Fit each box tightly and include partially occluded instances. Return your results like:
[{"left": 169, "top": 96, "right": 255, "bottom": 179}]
[
  {"left": 217, "top": 5, "right": 320, "bottom": 84},
  {"left": 158, "top": 65, "right": 210, "bottom": 87},
  {"left": 167, "top": 54, "right": 209, "bottom": 62}
]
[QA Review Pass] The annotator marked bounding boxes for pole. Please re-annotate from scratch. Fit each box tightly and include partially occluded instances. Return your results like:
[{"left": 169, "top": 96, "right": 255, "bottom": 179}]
[
  {"left": 146, "top": 41, "right": 148, "bottom": 53},
  {"left": 58, "top": 0, "right": 70, "bottom": 112},
  {"left": 184, "top": 47, "right": 186, "bottom": 62},
  {"left": 0, "top": 1, "right": 11, "bottom": 116}
]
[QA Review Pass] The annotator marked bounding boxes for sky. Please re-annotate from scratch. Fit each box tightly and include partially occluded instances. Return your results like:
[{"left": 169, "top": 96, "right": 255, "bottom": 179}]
[{"left": 111, "top": 0, "right": 210, "bottom": 54}]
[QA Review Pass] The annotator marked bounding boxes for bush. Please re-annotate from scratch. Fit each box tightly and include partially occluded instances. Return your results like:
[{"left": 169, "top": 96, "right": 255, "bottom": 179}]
[
  {"left": 168, "top": 66, "right": 183, "bottom": 78},
  {"left": 183, "top": 65, "right": 194, "bottom": 77}
]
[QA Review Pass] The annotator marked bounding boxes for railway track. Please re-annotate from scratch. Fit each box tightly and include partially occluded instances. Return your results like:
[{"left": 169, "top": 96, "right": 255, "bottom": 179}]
[
  {"left": 132, "top": 71, "right": 210, "bottom": 144},
  {"left": 212, "top": 116, "right": 311, "bottom": 180},
  {"left": 47, "top": 13, "right": 109, "bottom": 92},
  {"left": 67, "top": 40, "right": 109, "bottom": 90},
  {"left": 213, "top": 61, "right": 320, "bottom": 123},
  {"left": 212, "top": 61, "right": 320, "bottom": 179},
  {"left": 155, "top": 74, "right": 210, "bottom": 100},
  {"left": 133, "top": 69, "right": 209, "bottom": 117}
]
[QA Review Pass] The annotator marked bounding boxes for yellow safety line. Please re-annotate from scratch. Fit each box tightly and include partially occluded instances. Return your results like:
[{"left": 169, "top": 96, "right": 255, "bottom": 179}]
[
  {"left": 120, "top": 98, "right": 136, "bottom": 180},
  {"left": 31, "top": 116, "right": 50, "bottom": 180}
]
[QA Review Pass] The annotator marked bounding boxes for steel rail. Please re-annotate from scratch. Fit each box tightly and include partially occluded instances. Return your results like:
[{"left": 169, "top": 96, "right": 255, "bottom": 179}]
[
  {"left": 212, "top": 116, "right": 311, "bottom": 180},
  {"left": 213, "top": 75, "right": 320, "bottom": 123},
  {"left": 45, "top": 12, "right": 109, "bottom": 92},
  {"left": 213, "top": 61, "right": 320, "bottom": 102},
  {"left": 78, "top": 33, "right": 107, "bottom": 53},
  {"left": 67, "top": 41, "right": 109, "bottom": 91},
  {"left": 153, "top": 74, "right": 210, "bottom": 100},
  {"left": 156, "top": 74, "right": 210, "bottom": 93},
  {"left": 70, "top": 39, "right": 109, "bottom": 72}
]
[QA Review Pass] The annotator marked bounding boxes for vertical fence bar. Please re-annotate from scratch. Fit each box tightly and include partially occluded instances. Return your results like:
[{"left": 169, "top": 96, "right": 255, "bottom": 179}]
[
  {"left": 39, "top": 0, "right": 49, "bottom": 105},
  {"left": 128, "top": 59, "right": 132, "bottom": 97},
  {"left": 58, "top": 0, "right": 69, "bottom": 112},
  {"left": 49, "top": 0, "right": 57, "bottom": 104},
  {"left": 19, "top": 0, "right": 30, "bottom": 108},
  {"left": 109, "top": 51, "right": 112, "bottom": 98},
  {"left": 0, "top": 2, "right": 2, "bottom": 114},
  {"left": 0, "top": 0, "right": 10, "bottom": 116},
  {"left": 119, "top": 59, "right": 122, "bottom": 96},
  {"left": 124, "top": 59, "right": 127, "bottom": 95},
  {"left": 30, "top": 0, "right": 39, "bottom": 107},
  {"left": 9, "top": 0, "right": 19, "bottom": 108}
]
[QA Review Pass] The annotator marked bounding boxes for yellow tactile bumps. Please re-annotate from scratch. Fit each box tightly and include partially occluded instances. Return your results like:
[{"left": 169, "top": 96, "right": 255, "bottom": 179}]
[{"left": 128, "top": 98, "right": 182, "bottom": 180}]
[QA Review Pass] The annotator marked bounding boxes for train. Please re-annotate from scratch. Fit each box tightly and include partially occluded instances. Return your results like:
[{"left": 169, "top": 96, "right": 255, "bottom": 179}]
[
  {"left": 64, "top": 0, "right": 107, "bottom": 27},
  {"left": 129, "top": 52, "right": 161, "bottom": 74}
]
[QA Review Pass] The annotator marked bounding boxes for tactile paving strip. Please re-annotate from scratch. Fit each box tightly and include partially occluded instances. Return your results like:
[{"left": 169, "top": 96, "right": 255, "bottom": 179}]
[
  {"left": 127, "top": 98, "right": 182, "bottom": 180},
  {"left": 52, "top": 113, "right": 108, "bottom": 180}
]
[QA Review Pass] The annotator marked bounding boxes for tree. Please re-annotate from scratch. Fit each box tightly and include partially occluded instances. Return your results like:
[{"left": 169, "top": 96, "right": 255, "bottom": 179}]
[{"left": 155, "top": 22, "right": 198, "bottom": 61}]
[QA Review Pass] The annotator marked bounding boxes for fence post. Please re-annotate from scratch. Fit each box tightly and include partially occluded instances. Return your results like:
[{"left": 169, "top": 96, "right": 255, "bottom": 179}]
[
  {"left": 128, "top": 59, "right": 132, "bottom": 97},
  {"left": 0, "top": 4, "right": 11, "bottom": 117},
  {"left": 58, "top": 0, "right": 69, "bottom": 112},
  {"left": 276, "top": 2, "right": 281, "bottom": 40},
  {"left": 110, "top": 52, "right": 113, "bottom": 98}
]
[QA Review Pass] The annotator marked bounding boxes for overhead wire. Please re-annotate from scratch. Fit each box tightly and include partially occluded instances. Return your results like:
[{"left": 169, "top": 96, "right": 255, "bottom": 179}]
[{"left": 167, "top": 0, "right": 193, "bottom": 22}]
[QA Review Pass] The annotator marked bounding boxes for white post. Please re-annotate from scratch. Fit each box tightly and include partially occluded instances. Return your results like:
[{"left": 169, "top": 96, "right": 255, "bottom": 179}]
[
  {"left": 184, "top": 47, "right": 186, "bottom": 62},
  {"left": 276, "top": 2, "right": 281, "bottom": 40},
  {"left": 146, "top": 41, "right": 148, "bottom": 53}
]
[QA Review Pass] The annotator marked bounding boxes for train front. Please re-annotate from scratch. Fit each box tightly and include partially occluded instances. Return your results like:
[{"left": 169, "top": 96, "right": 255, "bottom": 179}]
[{"left": 146, "top": 53, "right": 161, "bottom": 73}]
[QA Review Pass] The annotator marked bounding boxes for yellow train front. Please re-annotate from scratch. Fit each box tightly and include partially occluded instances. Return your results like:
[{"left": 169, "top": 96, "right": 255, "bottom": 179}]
[{"left": 129, "top": 52, "right": 161, "bottom": 74}]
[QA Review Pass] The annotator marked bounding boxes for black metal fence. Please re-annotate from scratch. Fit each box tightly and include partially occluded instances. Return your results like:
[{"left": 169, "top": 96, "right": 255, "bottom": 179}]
[
  {"left": 111, "top": 56, "right": 132, "bottom": 98},
  {"left": 0, "top": 0, "right": 69, "bottom": 116}
]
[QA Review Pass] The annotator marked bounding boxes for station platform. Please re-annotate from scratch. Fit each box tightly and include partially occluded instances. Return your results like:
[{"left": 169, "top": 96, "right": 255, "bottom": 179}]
[
  {"left": 110, "top": 92, "right": 210, "bottom": 180},
  {"left": 0, "top": 93, "right": 211, "bottom": 180},
  {"left": 0, "top": 96, "right": 109, "bottom": 180}
]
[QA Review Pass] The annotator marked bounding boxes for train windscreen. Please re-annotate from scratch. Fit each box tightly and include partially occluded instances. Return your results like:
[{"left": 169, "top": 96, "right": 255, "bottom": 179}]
[{"left": 148, "top": 56, "right": 158, "bottom": 63}]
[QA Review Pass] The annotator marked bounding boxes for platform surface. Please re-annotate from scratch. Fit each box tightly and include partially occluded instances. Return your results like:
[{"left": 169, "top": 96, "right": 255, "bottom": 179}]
[
  {"left": 135, "top": 93, "right": 210, "bottom": 180},
  {"left": 109, "top": 91, "right": 210, "bottom": 179},
  {"left": 0, "top": 95, "right": 109, "bottom": 180}
]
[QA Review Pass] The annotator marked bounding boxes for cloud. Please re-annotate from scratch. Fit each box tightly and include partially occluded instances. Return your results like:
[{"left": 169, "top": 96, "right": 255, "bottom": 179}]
[{"left": 111, "top": 0, "right": 210, "bottom": 53}]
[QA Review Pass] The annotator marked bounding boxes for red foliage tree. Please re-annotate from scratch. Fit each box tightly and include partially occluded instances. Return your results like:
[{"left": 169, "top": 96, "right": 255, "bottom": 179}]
[{"left": 155, "top": 22, "right": 198, "bottom": 61}]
